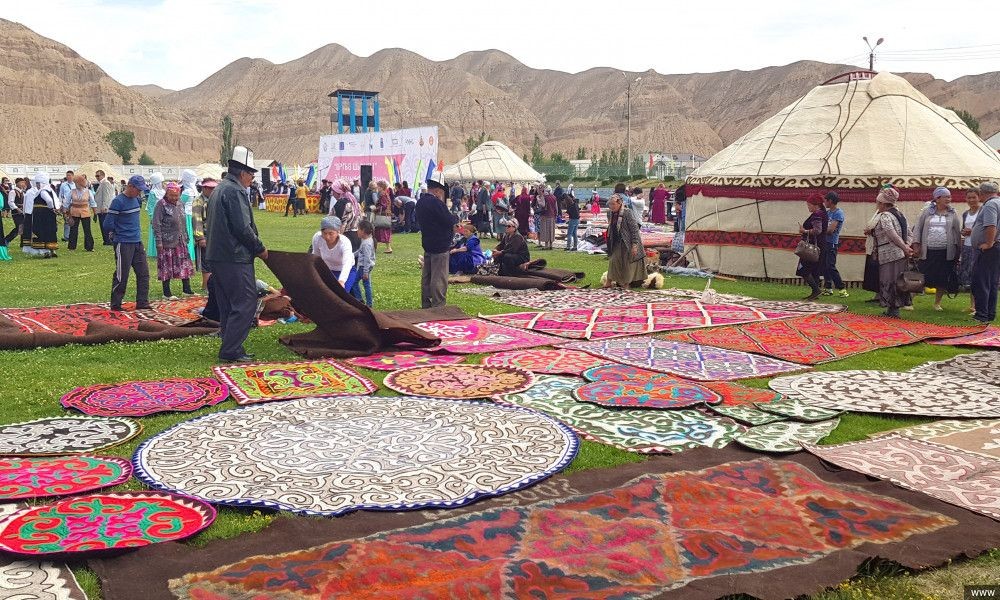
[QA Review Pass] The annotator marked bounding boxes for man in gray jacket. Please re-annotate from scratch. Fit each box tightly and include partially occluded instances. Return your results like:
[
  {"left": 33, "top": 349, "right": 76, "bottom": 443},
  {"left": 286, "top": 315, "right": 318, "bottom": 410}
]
[
  {"left": 94, "top": 170, "right": 116, "bottom": 245},
  {"left": 205, "top": 146, "right": 268, "bottom": 363}
]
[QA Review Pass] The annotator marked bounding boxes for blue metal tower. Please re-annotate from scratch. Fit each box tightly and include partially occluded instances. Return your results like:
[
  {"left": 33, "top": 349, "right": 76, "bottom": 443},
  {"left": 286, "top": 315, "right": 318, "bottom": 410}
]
[{"left": 329, "top": 89, "right": 381, "bottom": 134}]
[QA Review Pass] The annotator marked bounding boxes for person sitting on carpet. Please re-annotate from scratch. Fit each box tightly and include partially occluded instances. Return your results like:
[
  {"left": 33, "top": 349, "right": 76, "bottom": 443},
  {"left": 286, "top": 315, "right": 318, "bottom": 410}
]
[
  {"left": 311, "top": 215, "right": 357, "bottom": 291},
  {"left": 494, "top": 218, "right": 531, "bottom": 276},
  {"left": 449, "top": 222, "right": 487, "bottom": 275}
]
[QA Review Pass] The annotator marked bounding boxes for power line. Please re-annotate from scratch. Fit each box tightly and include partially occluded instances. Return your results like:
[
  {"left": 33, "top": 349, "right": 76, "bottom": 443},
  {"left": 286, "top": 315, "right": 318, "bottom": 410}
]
[{"left": 879, "top": 42, "right": 1000, "bottom": 54}]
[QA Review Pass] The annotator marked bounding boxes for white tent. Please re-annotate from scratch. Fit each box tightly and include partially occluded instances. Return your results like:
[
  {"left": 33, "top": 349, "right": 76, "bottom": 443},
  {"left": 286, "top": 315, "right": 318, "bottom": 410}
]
[
  {"left": 684, "top": 71, "right": 1000, "bottom": 281},
  {"left": 0, "top": 166, "right": 9, "bottom": 181},
  {"left": 193, "top": 162, "right": 226, "bottom": 181},
  {"left": 443, "top": 141, "right": 544, "bottom": 184},
  {"left": 75, "top": 161, "right": 123, "bottom": 182}
]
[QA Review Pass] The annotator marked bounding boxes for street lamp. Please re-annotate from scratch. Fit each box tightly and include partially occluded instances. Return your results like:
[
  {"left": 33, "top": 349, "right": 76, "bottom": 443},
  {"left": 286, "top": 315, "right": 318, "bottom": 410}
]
[
  {"left": 863, "top": 36, "right": 884, "bottom": 71},
  {"left": 623, "top": 74, "right": 641, "bottom": 177},
  {"left": 474, "top": 99, "right": 494, "bottom": 139}
]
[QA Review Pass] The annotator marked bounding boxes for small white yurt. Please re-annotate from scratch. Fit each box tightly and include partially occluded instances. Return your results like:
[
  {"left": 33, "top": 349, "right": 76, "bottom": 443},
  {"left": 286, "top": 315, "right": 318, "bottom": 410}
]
[
  {"left": 443, "top": 141, "right": 544, "bottom": 184},
  {"left": 75, "top": 161, "right": 123, "bottom": 182},
  {"left": 684, "top": 71, "right": 1000, "bottom": 281}
]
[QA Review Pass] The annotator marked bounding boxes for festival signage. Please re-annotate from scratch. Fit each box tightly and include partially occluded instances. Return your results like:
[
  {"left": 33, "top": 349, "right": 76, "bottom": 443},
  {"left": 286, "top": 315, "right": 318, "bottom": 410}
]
[{"left": 317, "top": 126, "right": 439, "bottom": 186}]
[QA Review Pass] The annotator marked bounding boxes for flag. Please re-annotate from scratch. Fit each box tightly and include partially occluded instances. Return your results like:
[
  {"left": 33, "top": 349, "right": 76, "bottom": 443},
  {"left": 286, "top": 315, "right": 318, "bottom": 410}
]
[
  {"left": 278, "top": 164, "right": 286, "bottom": 182},
  {"left": 392, "top": 158, "right": 401, "bottom": 185},
  {"left": 414, "top": 160, "right": 423, "bottom": 189},
  {"left": 383, "top": 157, "right": 393, "bottom": 183},
  {"left": 270, "top": 164, "right": 279, "bottom": 182},
  {"left": 425, "top": 160, "right": 436, "bottom": 182},
  {"left": 305, "top": 165, "right": 316, "bottom": 187}
]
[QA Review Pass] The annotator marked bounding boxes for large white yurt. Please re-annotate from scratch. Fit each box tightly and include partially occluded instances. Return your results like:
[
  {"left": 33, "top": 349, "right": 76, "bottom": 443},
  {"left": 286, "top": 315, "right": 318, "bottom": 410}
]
[
  {"left": 683, "top": 71, "right": 1000, "bottom": 281},
  {"left": 443, "top": 141, "right": 544, "bottom": 184}
]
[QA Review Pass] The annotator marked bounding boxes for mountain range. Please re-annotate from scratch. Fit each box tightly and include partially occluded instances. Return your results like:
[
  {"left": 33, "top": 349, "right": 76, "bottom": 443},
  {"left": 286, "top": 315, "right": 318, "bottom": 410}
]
[{"left": 1, "top": 17, "right": 997, "bottom": 167}]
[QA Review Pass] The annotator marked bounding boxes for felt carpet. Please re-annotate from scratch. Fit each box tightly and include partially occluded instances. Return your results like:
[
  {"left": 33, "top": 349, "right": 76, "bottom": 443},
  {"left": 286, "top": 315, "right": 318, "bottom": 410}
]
[
  {"left": 468, "top": 274, "right": 567, "bottom": 291},
  {"left": 656, "top": 288, "right": 753, "bottom": 303},
  {"left": 416, "top": 318, "right": 562, "bottom": 354},
  {"left": 581, "top": 364, "right": 782, "bottom": 407},
  {"left": 346, "top": 350, "right": 466, "bottom": 371},
  {"left": 913, "top": 351, "right": 1000, "bottom": 386},
  {"left": 808, "top": 435, "right": 1000, "bottom": 520},
  {"left": 662, "top": 313, "right": 985, "bottom": 365},
  {"left": 708, "top": 404, "right": 788, "bottom": 426},
  {"left": 497, "top": 375, "right": 743, "bottom": 453},
  {"left": 564, "top": 336, "right": 807, "bottom": 381},
  {"left": 872, "top": 419, "right": 1000, "bottom": 460},
  {"left": 489, "top": 288, "right": 676, "bottom": 311},
  {"left": 481, "top": 348, "right": 610, "bottom": 375},
  {"left": 265, "top": 251, "right": 440, "bottom": 358},
  {"left": 755, "top": 396, "right": 843, "bottom": 422},
  {"left": 573, "top": 378, "right": 722, "bottom": 409},
  {"left": 212, "top": 360, "right": 376, "bottom": 405},
  {"left": 90, "top": 447, "right": 1000, "bottom": 600},
  {"left": 0, "top": 303, "right": 140, "bottom": 335},
  {"left": 167, "top": 456, "right": 958, "bottom": 600},
  {"left": 0, "top": 417, "right": 140, "bottom": 456},
  {"left": 0, "top": 491, "right": 215, "bottom": 555},
  {"left": 483, "top": 300, "right": 799, "bottom": 340},
  {"left": 735, "top": 419, "right": 841, "bottom": 453},
  {"left": 133, "top": 396, "right": 577, "bottom": 516},
  {"left": 60, "top": 378, "right": 228, "bottom": 417},
  {"left": 0, "top": 456, "right": 132, "bottom": 500},
  {"left": 738, "top": 299, "right": 848, "bottom": 314},
  {"left": 930, "top": 326, "right": 1000, "bottom": 348},
  {"left": 769, "top": 370, "right": 1000, "bottom": 417},
  {"left": 382, "top": 365, "right": 535, "bottom": 399},
  {"left": 0, "top": 558, "right": 87, "bottom": 600}
]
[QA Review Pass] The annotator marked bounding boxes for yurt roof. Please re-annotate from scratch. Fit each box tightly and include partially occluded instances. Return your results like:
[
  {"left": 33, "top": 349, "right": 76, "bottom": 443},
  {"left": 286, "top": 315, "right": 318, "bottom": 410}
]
[
  {"left": 193, "top": 162, "right": 226, "bottom": 181},
  {"left": 442, "top": 141, "right": 544, "bottom": 184},
  {"left": 0, "top": 166, "right": 9, "bottom": 181},
  {"left": 75, "top": 161, "right": 123, "bottom": 181},
  {"left": 688, "top": 72, "right": 1000, "bottom": 188}
]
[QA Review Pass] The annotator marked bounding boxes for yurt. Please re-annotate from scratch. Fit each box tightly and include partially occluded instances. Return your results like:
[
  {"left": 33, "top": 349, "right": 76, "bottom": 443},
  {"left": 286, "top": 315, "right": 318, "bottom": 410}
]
[
  {"left": 193, "top": 162, "right": 225, "bottom": 181},
  {"left": 683, "top": 71, "right": 1000, "bottom": 281},
  {"left": 75, "top": 161, "right": 122, "bottom": 182},
  {"left": 443, "top": 141, "right": 544, "bottom": 184}
]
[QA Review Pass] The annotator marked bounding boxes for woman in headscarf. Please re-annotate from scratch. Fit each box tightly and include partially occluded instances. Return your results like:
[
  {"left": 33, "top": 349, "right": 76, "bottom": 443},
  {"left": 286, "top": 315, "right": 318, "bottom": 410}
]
[
  {"left": 650, "top": 183, "right": 668, "bottom": 224},
  {"left": 537, "top": 186, "right": 557, "bottom": 250},
  {"left": 24, "top": 172, "right": 58, "bottom": 258},
  {"left": 179, "top": 169, "right": 198, "bottom": 260},
  {"left": 146, "top": 172, "right": 165, "bottom": 257},
  {"left": 796, "top": 193, "right": 828, "bottom": 300},
  {"left": 312, "top": 215, "right": 357, "bottom": 290},
  {"left": 329, "top": 179, "right": 361, "bottom": 251},
  {"left": 374, "top": 180, "right": 393, "bottom": 253},
  {"left": 514, "top": 186, "right": 532, "bottom": 236},
  {"left": 152, "top": 182, "right": 195, "bottom": 299},
  {"left": 605, "top": 193, "right": 647, "bottom": 287},
  {"left": 864, "top": 186, "right": 913, "bottom": 317},
  {"left": 449, "top": 221, "right": 486, "bottom": 275},
  {"left": 494, "top": 218, "right": 531, "bottom": 276},
  {"left": 912, "top": 186, "right": 962, "bottom": 310}
]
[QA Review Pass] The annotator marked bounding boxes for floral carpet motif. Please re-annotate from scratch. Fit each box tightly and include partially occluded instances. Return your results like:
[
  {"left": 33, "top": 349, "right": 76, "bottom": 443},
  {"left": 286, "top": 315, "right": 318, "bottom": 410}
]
[
  {"left": 0, "top": 456, "right": 132, "bottom": 500},
  {"left": 735, "top": 419, "right": 841, "bottom": 453},
  {"left": 133, "top": 396, "right": 577, "bottom": 516},
  {"left": 913, "top": 351, "right": 1000, "bottom": 386},
  {"left": 573, "top": 378, "right": 722, "bottom": 409},
  {"left": 416, "top": 319, "right": 562, "bottom": 354},
  {"left": 383, "top": 365, "right": 535, "bottom": 399},
  {"left": 755, "top": 397, "right": 842, "bottom": 422},
  {"left": 483, "top": 300, "right": 799, "bottom": 340},
  {"left": 0, "top": 557, "right": 87, "bottom": 600},
  {"left": 0, "top": 417, "right": 141, "bottom": 456},
  {"left": 482, "top": 348, "right": 610, "bottom": 376},
  {"left": 212, "top": 360, "right": 376, "bottom": 405},
  {"left": 498, "top": 375, "right": 743, "bottom": 454},
  {"left": 930, "top": 326, "right": 1000, "bottom": 348},
  {"left": 565, "top": 337, "right": 807, "bottom": 381},
  {"left": 708, "top": 404, "right": 788, "bottom": 426},
  {"left": 0, "top": 491, "right": 215, "bottom": 555},
  {"left": 0, "top": 303, "right": 139, "bottom": 336},
  {"left": 60, "top": 378, "right": 228, "bottom": 417},
  {"left": 807, "top": 435, "right": 1000, "bottom": 520},
  {"left": 872, "top": 420, "right": 1000, "bottom": 461},
  {"left": 662, "top": 313, "right": 986, "bottom": 365},
  {"left": 346, "top": 351, "right": 466, "bottom": 371},
  {"left": 170, "top": 458, "right": 954, "bottom": 599},
  {"left": 770, "top": 370, "right": 1000, "bottom": 417}
]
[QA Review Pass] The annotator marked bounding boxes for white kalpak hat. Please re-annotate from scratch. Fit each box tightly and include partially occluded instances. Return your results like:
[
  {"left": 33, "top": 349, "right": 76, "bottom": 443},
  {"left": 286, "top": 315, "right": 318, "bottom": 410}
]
[
  {"left": 32, "top": 172, "right": 49, "bottom": 185},
  {"left": 229, "top": 146, "right": 257, "bottom": 173}
]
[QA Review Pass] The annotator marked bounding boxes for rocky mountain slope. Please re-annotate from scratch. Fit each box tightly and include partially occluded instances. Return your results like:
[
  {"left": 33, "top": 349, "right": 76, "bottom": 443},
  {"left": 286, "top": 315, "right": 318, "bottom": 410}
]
[{"left": 3, "top": 18, "right": 997, "bottom": 167}]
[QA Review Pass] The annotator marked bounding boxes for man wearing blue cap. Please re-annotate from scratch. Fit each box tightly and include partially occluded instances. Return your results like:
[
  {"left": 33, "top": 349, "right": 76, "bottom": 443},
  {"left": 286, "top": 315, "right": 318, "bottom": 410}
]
[{"left": 103, "top": 175, "right": 151, "bottom": 310}]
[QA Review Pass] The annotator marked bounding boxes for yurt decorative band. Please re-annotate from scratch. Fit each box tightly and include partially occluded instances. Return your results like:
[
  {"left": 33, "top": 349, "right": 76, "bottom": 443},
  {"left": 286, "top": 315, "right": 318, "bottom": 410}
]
[
  {"left": 686, "top": 183, "right": 987, "bottom": 202},
  {"left": 684, "top": 231, "right": 867, "bottom": 254}
]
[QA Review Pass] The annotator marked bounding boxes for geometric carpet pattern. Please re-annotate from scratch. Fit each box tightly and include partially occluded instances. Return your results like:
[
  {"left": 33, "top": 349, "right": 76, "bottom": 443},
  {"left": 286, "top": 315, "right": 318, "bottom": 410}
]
[{"left": 415, "top": 319, "right": 562, "bottom": 354}]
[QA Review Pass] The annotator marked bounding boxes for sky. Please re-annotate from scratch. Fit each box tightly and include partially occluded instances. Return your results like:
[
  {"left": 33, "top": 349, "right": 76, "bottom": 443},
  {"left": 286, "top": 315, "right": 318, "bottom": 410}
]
[{"left": 8, "top": 0, "right": 1000, "bottom": 90}]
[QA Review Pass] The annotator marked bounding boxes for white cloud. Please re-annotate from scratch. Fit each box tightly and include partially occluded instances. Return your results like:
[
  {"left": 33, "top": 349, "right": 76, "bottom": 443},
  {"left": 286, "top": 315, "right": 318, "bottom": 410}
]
[{"left": 8, "top": 0, "right": 999, "bottom": 89}]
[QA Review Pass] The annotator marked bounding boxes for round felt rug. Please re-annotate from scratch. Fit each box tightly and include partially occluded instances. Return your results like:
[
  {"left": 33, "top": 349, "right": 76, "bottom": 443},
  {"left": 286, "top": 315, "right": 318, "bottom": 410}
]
[
  {"left": 0, "top": 456, "right": 133, "bottom": 500},
  {"left": 573, "top": 379, "right": 723, "bottom": 409},
  {"left": 769, "top": 370, "right": 1000, "bottom": 417},
  {"left": 582, "top": 364, "right": 661, "bottom": 382},
  {"left": 60, "top": 378, "right": 228, "bottom": 417},
  {"left": 0, "top": 417, "right": 141, "bottom": 457},
  {"left": 0, "top": 491, "right": 215, "bottom": 555},
  {"left": 347, "top": 351, "right": 466, "bottom": 371},
  {"left": 133, "top": 396, "right": 578, "bottom": 516},
  {"left": 482, "top": 349, "right": 610, "bottom": 376},
  {"left": 383, "top": 365, "right": 535, "bottom": 399}
]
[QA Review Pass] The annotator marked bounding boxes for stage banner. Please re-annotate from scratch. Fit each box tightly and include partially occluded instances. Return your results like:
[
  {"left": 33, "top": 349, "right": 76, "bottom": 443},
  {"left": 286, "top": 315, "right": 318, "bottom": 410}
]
[{"left": 318, "top": 126, "right": 439, "bottom": 186}]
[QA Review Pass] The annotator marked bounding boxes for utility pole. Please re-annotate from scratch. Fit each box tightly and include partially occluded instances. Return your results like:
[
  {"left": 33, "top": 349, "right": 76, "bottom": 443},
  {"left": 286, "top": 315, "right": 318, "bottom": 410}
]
[
  {"left": 474, "top": 99, "right": 493, "bottom": 139},
  {"left": 624, "top": 74, "right": 641, "bottom": 177},
  {"left": 863, "top": 36, "right": 884, "bottom": 70}
]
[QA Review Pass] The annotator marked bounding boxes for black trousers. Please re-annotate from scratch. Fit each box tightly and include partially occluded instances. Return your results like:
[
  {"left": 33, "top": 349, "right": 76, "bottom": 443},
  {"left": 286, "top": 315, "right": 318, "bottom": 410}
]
[
  {"left": 96, "top": 213, "right": 111, "bottom": 245},
  {"left": 68, "top": 216, "right": 94, "bottom": 251},
  {"left": 3, "top": 213, "right": 22, "bottom": 245},
  {"left": 211, "top": 261, "right": 257, "bottom": 359},
  {"left": 111, "top": 242, "right": 150, "bottom": 308}
]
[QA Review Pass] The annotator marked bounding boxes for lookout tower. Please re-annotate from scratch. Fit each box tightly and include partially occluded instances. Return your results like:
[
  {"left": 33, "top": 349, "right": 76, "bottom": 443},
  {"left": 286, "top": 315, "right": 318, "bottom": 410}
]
[{"left": 329, "top": 89, "right": 381, "bottom": 134}]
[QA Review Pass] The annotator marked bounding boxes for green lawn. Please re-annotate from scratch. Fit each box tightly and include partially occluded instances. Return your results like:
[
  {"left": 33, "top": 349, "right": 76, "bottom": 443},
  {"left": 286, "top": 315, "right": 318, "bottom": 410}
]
[{"left": 0, "top": 210, "right": 995, "bottom": 599}]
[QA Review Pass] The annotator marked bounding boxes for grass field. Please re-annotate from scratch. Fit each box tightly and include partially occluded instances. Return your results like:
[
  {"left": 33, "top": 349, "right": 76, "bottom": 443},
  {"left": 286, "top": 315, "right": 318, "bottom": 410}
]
[{"left": 1, "top": 210, "right": 996, "bottom": 599}]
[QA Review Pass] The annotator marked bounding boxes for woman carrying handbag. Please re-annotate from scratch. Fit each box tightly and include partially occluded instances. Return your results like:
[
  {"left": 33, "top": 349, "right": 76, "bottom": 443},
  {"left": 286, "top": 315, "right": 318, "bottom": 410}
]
[{"left": 796, "top": 194, "right": 828, "bottom": 300}]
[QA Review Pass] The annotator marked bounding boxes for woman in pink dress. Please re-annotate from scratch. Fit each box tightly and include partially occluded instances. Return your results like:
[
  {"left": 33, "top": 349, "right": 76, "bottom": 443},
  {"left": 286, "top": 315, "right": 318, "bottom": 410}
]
[
  {"left": 590, "top": 190, "right": 601, "bottom": 215},
  {"left": 650, "top": 184, "right": 669, "bottom": 224}
]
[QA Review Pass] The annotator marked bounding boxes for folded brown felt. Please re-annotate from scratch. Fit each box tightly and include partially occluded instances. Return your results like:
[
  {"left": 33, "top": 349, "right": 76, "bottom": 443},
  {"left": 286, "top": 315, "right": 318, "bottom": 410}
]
[
  {"left": 380, "top": 305, "right": 467, "bottom": 324},
  {"left": 265, "top": 251, "right": 440, "bottom": 358},
  {"left": 90, "top": 446, "right": 1000, "bottom": 600},
  {"left": 0, "top": 318, "right": 217, "bottom": 350},
  {"left": 469, "top": 274, "right": 566, "bottom": 290}
]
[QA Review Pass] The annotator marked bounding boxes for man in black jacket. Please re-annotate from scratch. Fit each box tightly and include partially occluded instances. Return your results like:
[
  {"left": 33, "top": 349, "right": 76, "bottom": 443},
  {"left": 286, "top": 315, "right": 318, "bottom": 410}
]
[
  {"left": 416, "top": 173, "right": 458, "bottom": 308},
  {"left": 205, "top": 146, "right": 268, "bottom": 363}
]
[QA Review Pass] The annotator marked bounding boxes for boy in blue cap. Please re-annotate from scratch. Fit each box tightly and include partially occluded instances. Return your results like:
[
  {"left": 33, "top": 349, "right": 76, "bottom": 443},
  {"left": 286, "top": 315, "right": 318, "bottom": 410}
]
[{"left": 103, "top": 175, "right": 151, "bottom": 310}]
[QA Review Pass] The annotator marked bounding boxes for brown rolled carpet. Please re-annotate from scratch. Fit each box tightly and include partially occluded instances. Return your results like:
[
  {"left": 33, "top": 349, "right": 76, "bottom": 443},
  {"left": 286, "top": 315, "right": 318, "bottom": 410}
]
[
  {"left": 469, "top": 275, "right": 566, "bottom": 290},
  {"left": 265, "top": 251, "right": 441, "bottom": 358},
  {"left": 0, "top": 316, "right": 217, "bottom": 350}
]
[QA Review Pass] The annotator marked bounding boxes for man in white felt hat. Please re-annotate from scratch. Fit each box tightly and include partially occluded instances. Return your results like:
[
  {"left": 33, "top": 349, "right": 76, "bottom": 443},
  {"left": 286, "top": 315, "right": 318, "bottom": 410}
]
[
  {"left": 204, "top": 146, "right": 268, "bottom": 363},
  {"left": 416, "top": 171, "right": 458, "bottom": 308}
]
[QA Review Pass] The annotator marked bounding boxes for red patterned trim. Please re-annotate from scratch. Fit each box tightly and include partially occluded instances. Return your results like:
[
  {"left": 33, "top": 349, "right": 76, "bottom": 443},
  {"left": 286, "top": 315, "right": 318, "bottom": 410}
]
[
  {"left": 685, "top": 230, "right": 867, "bottom": 254},
  {"left": 687, "top": 185, "right": 971, "bottom": 203}
]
